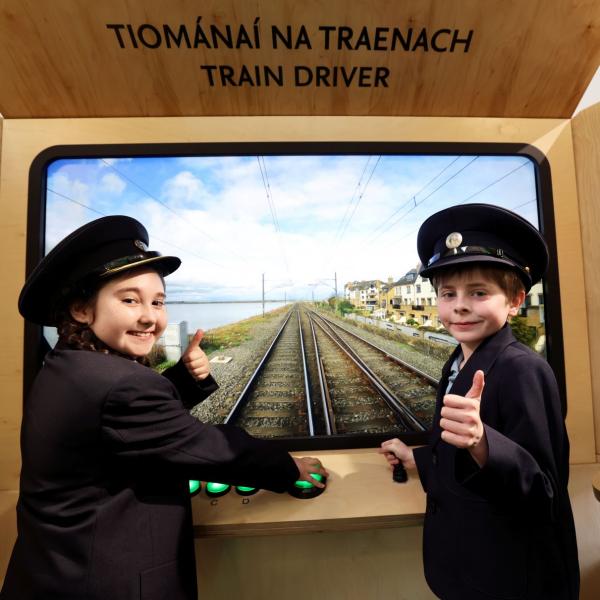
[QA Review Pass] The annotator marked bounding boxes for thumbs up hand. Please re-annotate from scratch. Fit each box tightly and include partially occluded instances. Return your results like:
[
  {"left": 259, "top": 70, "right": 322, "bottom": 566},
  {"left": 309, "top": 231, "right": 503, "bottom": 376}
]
[
  {"left": 182, "top": 329, "right": 211, "bottom": 381},
  {"left": 440, "top": 370, "right": 488, "bottom": 466}
]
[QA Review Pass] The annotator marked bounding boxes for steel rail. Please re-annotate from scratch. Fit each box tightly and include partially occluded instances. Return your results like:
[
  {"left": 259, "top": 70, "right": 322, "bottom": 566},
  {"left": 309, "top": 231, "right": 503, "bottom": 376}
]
[
  {"left": 297, "top": 310, "right": 315, "bottom": 436},
  {"left": 308, "top": 312, "right": 335, "bottom": 435},
  {"left": 310, "top": 312, "right": 427, "bottom": 432},
  {"left": 224, "top": 308, "right": 294, "bottom": 424},
  {"left": 310, "top": 310, "right": 439, "bottom": 387}
]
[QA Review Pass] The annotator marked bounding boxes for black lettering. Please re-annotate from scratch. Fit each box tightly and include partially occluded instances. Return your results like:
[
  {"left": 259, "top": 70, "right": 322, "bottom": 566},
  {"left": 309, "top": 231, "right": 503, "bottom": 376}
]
[
  {"left": 338, "top": 26, "right": 353, "bottom": 50},
  {"left": 391, "top": 27, "right": 412, "bottom": 51},
  {"left": 354, "top": 27, "right": 372, "bottom": 51},
  {"left": 219, "top": 65, "right": 237, "bottom": 86},
  {"left": 236, "top": 24, "right": 253, "bottom": 49},
  {"left": 238, "top": 64, "right": 254, "bottom": 86},
  {"left": 295, "top": 25, "right": 312, "bottom": 49},
  {"left": 358, "top": 67, "right": 372, "bottom": 87},
  {"left": 138, "top": 24, "right": 162, "bottom": 49},
  {"left": 164, "top": 24, "right": 191, "bottom": 48},
  {"left": 412, "top": 28, "right": 429, "bottom": 51},
  {"left": 451, "top": 29, "right": 473, "bottom": 52},
  {"left": 319, "top": 25, "right": 336, "bottom": 50},
  {"left": 264, "top": 65, "right": 284, "bottom": 86},
  {"left": 200, "top": 65, "right": 217, "bottom": 86},
  {"left": 126, "top": 24, "right": 139, "bottom": 48},
  {"left": 341, "top": 66, "right": 358, "bottom": 86},
  {"left": 253, "top": 17, "right": 261, "bottom": 49},
  {"left": 431, "top": 29, "right": 451, "bottom": 52},
  {"left": 272, "top": 25, "right": 293, "bottom": 49},
  {"left": 315, "top": 66, "right": 331, "bottom": 86},
  {"left": 295, "top": 66, "right": 312, "bottom": 86},
  {"left": 211, "top": 24, "right": 234, "bottom": 49},
  {"left": 194, "top": 17, "right": 210, "bottom": 48},
  {"left": 374, "top": 66, "right": 390, "bottom": 87},
  {"left": 106, "top": 24, "right": 126, "bottom": 48},
  {"left": 373, "top": 27, "right": 389, "bottom": 51}
]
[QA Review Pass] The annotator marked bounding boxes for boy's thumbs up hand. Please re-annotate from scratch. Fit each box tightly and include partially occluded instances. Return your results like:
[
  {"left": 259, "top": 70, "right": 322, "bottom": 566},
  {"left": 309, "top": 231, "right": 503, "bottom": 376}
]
[
  {"left": 182, "top": 329, "right": 211, "bottom": 381},
  {"left": 465, "top": 369, "right": 485, "bottom": 401},
  {"left": 440, "top": 370, "right": 488, "bottom": 465}
]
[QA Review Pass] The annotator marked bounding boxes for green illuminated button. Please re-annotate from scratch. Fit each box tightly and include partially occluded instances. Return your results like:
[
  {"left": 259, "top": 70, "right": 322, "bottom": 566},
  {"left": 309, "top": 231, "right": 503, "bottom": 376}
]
[
  {"left": 236, "top": 485, "right": 258, "bottom": 497},
  {"left": 294, "top": 473, "right": 324, "bottom": 489},
  {"left": 289, "top": 473, "right": 326, "bottom": 499},
  {"left": 188, "top": 480, "right": 201, "bottom": 496},
  {"left": 205, "top": 482, "right": 231, "bottom": 497}
]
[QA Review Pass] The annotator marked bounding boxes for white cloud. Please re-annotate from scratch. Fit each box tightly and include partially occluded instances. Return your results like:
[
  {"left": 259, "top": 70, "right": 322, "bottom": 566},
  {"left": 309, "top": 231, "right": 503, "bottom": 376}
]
[{"left": 100, "top": 172, "right": 126, "bottom": 195}]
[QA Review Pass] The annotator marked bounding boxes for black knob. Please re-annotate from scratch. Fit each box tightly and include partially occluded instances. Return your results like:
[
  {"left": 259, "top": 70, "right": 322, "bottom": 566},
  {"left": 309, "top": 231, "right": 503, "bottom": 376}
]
[{"left": 392, "top": 463, "right": 408, "bottom": 483}]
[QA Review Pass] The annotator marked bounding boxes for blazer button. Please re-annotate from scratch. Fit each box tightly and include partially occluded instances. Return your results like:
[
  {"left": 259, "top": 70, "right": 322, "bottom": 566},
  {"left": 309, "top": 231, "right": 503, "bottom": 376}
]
[{"left": 432, "top": 453, "right": 438, "bottom": 466}]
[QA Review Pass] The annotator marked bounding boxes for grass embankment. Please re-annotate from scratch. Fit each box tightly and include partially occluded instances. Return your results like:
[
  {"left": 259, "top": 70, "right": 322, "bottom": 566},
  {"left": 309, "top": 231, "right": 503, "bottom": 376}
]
[
  {"left": 150, "top": 305, "right": 289, "bottom": 373},
  {"left": 198, "top": 305, "right": 290, "bottom": 355}
]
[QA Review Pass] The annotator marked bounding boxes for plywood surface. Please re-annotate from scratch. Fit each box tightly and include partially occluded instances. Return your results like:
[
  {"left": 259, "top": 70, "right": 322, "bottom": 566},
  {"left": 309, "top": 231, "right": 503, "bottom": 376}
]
[
  {"left": 192, "top": 449, "right": 425, "bottom": 537},
  {"left": 0, "top": 0, "right": 599, "bottom": 119},
  {"left": 572, "top": 102, "right": 600, "bottom": 459}
]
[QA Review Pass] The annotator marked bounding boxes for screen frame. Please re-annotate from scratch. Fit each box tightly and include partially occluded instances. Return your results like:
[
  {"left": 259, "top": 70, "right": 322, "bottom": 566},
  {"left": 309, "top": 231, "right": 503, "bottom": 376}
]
[{"left": 24, "top": 141, "right": 565, "bottom": 451}]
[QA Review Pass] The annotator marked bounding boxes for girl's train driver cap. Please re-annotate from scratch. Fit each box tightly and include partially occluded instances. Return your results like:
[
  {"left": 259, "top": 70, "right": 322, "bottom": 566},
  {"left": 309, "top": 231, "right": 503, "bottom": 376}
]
[
  {"left": 19, "top": 215, "right": 181, "bottom": 326},
  {"left": 417, "top": 203, "right": 549, "bottom": 292}
]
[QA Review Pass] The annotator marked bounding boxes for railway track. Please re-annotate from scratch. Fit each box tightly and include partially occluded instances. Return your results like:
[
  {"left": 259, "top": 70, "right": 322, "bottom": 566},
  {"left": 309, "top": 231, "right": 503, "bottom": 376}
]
[{"left": 224, "top": 303, "right": 437, "bottom": 438}]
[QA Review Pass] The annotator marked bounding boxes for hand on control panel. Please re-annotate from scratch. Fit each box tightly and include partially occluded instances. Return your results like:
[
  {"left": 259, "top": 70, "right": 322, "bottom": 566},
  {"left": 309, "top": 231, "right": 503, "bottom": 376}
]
[
  {"left": 379, "top": 438, "right": 415, "bottom": 483},
  {"left": 293, "top": 457, "right": 329, "bottom": 488}
]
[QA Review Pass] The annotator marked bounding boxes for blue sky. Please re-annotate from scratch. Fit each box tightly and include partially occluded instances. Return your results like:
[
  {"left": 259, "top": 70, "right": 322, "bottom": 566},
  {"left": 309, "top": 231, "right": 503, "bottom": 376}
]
[{"left": 46, "top": 153, "right": 538, "bottom": 301}]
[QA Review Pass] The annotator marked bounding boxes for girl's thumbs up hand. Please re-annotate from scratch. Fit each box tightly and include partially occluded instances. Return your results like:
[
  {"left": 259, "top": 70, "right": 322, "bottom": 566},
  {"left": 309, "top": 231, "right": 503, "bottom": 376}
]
[{"left": 182, "top": 329, "right": 210, "bottom": 381}]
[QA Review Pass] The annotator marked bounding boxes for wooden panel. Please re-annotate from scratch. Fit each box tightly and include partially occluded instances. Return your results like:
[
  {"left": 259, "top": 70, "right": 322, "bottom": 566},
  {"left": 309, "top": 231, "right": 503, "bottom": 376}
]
[
  {"left": 3, "top": 464, "right": 598, "bottom": 598},
  {"left": 0, "top": 115, "right": 594, "bottom": 497},
  {"left": 195, "top": 526, "right": 437, "bottom": 600},
  {"left": 0, "top": 0, "right": 599, "bottom": 119},
  {"left": 0, "top": 116, "right": 596, "bottom": 595},
  {"left": 572, "top": 102, "right": 600, "bottom": 460},
  {"left": 192, "top": 450, "right": 425, "bottom": 537},
  {"left": 192, "top": 463, "right": 600, "bottom": 600}
]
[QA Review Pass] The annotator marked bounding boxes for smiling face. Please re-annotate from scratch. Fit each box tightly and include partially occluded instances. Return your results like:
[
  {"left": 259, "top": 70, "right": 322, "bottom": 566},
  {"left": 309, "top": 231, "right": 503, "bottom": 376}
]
[
  {"left": 70, "top": 268, "right": 167, "bottom": 358},
  {"left": 436, "top": 268, "right": 525, "bottom": 361}
]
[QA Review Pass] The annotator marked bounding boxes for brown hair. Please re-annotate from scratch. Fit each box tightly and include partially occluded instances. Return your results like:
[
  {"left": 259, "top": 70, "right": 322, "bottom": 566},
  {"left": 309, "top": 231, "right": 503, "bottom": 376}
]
[{"left": 431, "top": 264, "right": 525, "bottom": 301}]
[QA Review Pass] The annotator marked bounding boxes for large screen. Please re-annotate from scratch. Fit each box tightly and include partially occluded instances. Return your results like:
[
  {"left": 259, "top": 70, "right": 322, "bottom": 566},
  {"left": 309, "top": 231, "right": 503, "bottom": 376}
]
[{"left": 26, "top": 142, "right": 562, "bottom": 449}]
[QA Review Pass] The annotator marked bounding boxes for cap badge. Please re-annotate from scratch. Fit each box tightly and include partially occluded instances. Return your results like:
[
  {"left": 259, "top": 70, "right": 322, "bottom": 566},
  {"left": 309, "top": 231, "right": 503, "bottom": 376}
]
[
  {"left": 134, "top": 240, "right": 148, "bottom": 251},
  {"left": 445, "top": 232, "right": 463, "bottom": 249}
]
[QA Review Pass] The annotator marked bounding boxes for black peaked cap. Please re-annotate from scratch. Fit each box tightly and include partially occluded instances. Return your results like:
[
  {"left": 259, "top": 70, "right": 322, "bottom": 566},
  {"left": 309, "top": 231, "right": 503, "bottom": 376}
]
[
  {"left": 417, "top": 204, "right": 548, "bottom": 291},
  {"left": 19, "top": 215, "right": 181, "bottom": 325}
]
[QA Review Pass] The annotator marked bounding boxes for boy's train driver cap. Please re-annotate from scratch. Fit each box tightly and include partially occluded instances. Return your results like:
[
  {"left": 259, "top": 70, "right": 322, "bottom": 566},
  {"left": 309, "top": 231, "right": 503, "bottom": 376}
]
[
  {"left": 19, "top": 215, "right": 181, "bottom": 326},
  {"left": 417, "top": 203, "right": 549, "bottom": 292}
]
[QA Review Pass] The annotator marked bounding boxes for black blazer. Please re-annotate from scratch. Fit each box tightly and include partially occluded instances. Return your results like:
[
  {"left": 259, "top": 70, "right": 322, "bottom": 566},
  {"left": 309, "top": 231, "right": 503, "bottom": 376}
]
[
  {"left": 413, "top": 324, "right": 579, "bottom": 600},
  {"left": 1, "top": 347, "right": 298, "bottom": 600}
]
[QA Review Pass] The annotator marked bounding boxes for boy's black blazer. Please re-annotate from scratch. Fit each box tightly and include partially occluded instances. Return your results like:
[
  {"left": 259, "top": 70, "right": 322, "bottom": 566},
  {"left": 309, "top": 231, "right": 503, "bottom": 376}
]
[
  {"left": 2, "top": 347, "right": 298, "bottom": 600},
  {"left": 413, "top": 324, "right": 579, "bottom": 600}
]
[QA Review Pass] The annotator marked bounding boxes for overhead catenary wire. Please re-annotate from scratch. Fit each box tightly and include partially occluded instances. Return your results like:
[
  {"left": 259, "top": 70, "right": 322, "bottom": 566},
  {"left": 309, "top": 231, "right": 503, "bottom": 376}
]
[
  {"left": 366, "top": 156, "right": 462, "bottom": 240},
  {"left": 256, "top": 155, "right": 290, "bottom": 274},
  {"left": 333, "top": 156, "right": 376, "bottom": 243},
  {"left": 336, "top": 155, "right": 381, "bottom": 244},
  {"left": 369, "top": 156, "right": 481, "bottom": 244}
]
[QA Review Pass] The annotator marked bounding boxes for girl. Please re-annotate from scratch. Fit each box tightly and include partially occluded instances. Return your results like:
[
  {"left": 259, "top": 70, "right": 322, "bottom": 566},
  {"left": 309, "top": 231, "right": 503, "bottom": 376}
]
[{"left": 3, "top": 215, "right": 326, "bottom": 600}]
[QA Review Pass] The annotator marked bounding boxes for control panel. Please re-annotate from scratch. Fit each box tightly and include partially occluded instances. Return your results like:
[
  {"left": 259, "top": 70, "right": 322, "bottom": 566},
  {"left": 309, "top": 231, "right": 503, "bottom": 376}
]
[{"left": 191, "top": 449, "right": 426, "bottom": 537}]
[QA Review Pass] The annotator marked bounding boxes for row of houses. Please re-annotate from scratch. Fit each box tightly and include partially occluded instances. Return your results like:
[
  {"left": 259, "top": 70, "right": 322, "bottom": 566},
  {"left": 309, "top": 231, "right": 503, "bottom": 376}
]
[{"left": 344, "top": 266, "right": 544, "bottom": 331}]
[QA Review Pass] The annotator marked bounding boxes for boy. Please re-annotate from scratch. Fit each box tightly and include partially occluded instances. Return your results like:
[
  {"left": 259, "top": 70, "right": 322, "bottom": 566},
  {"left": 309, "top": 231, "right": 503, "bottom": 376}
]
[{"left": 380, "top": 204, "right": 578, "bottom": 599}]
